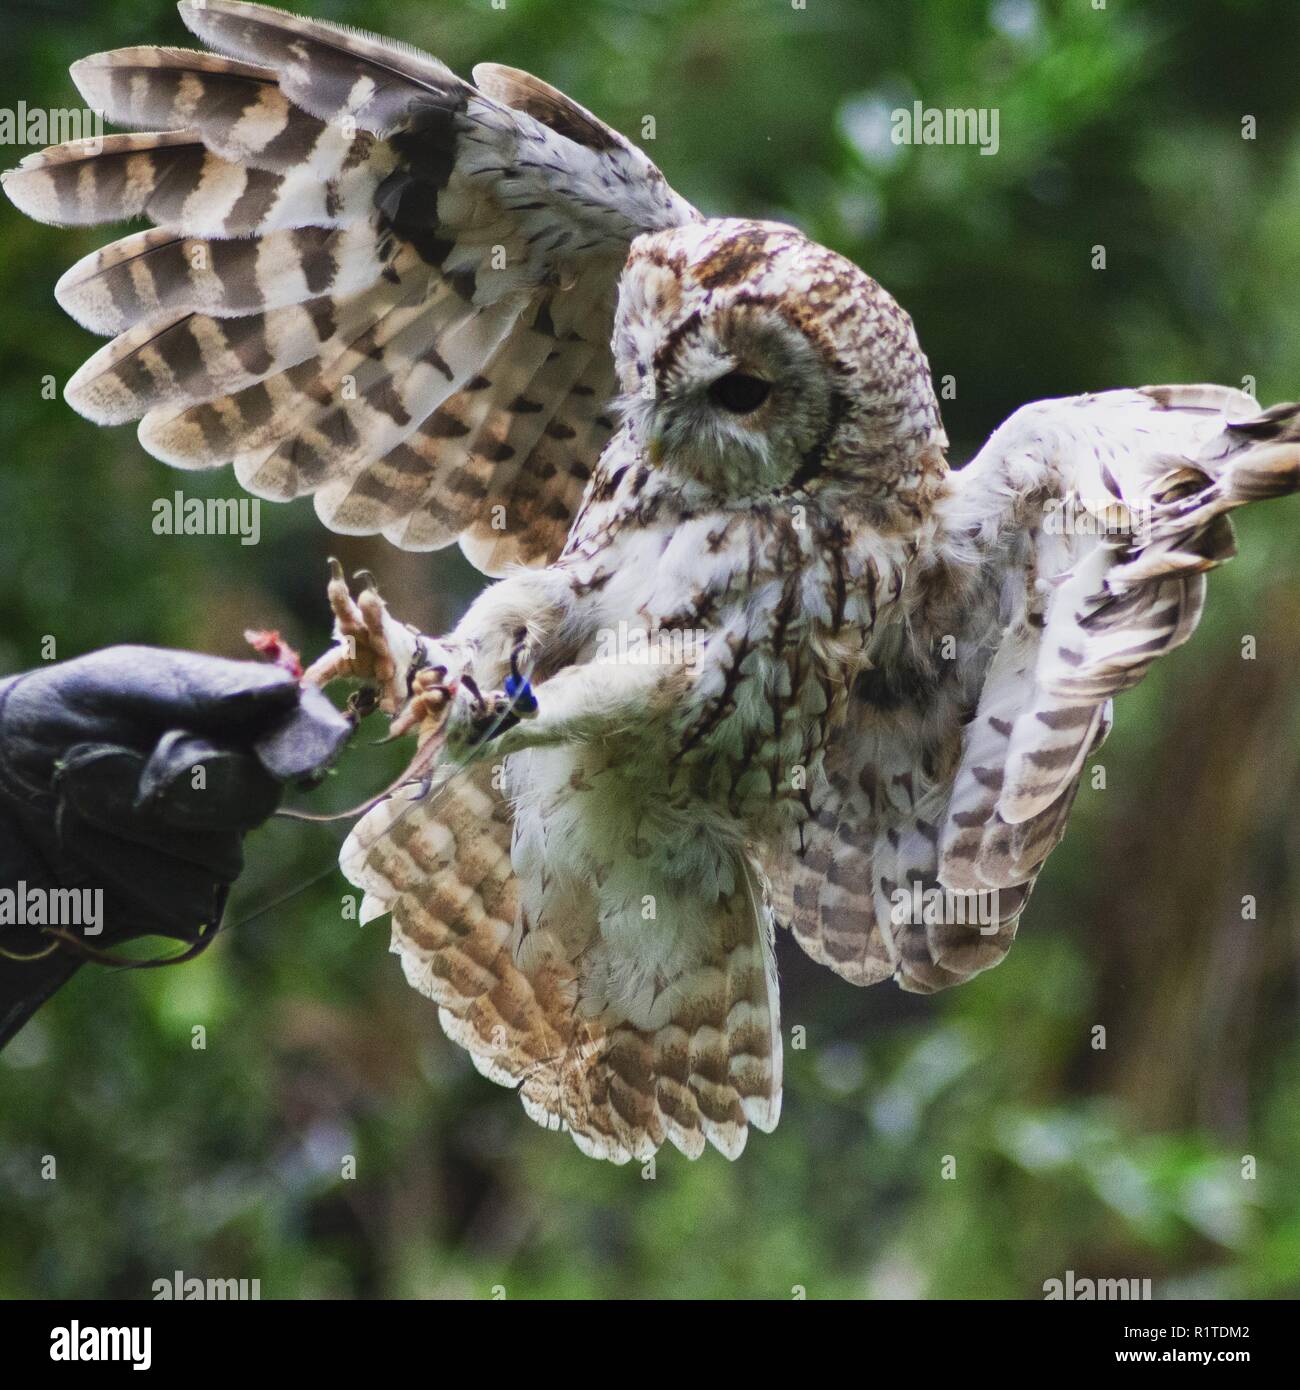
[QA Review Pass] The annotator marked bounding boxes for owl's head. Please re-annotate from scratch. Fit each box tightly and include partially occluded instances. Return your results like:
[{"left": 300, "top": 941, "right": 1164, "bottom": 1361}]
[{"left": 613, "top": 219, "right": 946, "bottom": 500}]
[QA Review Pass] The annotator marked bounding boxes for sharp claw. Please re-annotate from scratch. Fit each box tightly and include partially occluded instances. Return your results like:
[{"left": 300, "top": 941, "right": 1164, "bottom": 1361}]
[
  {"left": 310, "top": 565, "right": 473, "bottom": 748},
  {"left": 346, "top": 687, "right": 379, "bottom": 722}
]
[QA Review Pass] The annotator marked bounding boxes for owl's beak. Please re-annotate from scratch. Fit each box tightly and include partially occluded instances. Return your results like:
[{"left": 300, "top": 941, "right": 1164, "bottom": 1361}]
[{"left": 647, "top": 431, "right": 666, "bottom": 466}]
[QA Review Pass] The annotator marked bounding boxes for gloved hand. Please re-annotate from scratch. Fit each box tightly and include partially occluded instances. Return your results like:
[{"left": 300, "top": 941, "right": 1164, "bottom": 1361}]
[{"left": 0, "top": 646, "right": 353, "bottom": 1047}]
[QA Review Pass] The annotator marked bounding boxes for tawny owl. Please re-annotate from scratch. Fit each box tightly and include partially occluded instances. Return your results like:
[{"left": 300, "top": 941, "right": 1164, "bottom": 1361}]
[{"left": 6, "top": 1, "right": 1300, "bottom": 1162}]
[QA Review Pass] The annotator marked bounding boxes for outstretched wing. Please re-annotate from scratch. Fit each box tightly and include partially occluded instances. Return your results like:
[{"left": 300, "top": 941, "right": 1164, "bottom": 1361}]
[
  {"left": 1, "top": 0, "right": 696, "bottom": 572},
  {"left": 778, "top": 385, "right": 1300, "bottom": 993},
  {"left": 342, "top": 763, "right": 782, "bottom": 1164}
]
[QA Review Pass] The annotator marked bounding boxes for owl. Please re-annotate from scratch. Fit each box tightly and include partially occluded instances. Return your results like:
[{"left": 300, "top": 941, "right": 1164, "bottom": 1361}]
[{"left": 6, "top": 0, "right": 1300, "bottom": 1162}]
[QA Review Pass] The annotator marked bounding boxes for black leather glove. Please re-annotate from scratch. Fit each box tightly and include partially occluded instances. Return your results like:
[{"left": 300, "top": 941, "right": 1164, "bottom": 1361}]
[{"left": 0, "top": 646, "right": 352, "bottom": 1047}]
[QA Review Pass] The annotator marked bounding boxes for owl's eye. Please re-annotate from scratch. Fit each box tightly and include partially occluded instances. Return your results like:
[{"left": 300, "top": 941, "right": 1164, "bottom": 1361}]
[{"left": 708, "top": 372, "right": 771, "bottom": 414}]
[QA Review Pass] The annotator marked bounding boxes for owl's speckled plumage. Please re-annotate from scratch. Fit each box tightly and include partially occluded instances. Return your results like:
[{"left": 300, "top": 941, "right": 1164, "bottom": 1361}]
[{"left": 9, "top": 1, "right": 1300, "bottom": 1161}]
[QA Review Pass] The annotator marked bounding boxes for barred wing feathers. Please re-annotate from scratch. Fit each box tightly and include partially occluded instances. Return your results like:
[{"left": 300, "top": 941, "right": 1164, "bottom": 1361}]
[
  {"left": 1, "top": 0, "right": 697, "bottom": 572},
  {"left": 780, "top": 385, "right": 1300, "bottom": 994},
  {"left": 342, "top": 769, "right": 782, "bottom": 1163}
]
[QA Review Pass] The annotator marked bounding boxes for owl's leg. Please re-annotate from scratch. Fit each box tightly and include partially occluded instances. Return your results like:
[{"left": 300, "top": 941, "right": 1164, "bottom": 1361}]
[
  {"left": 305, "top": 561, "right": 590, "bottom": 745},
  {"left": 447, "top": 563, "right": 589, "bottom": 689},
  {"left": 445, "top": 658, "right": 694, "bottom": 761}
]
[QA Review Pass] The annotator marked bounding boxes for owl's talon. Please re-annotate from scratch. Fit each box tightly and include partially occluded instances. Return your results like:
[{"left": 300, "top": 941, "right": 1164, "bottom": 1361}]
[
  {"left": 388, "top": 666, "right": 456, "bottom": 741},
  {"left": 443, "top": 669, "right": 539, "bottom": 760},
  {"left": 306, "top": 565, "right": 486, "bottom": 750},
  {"left": 303, "top": 561, "right": 419, "bottom": 718},
  {"left": 346, "top": 686, "right": 380, "bottom": 724}
]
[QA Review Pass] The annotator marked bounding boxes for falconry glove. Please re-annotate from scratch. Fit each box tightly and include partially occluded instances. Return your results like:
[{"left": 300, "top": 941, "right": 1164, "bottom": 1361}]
[{"left": 0, "top": 646, "right": 352, "bottom": 1047}]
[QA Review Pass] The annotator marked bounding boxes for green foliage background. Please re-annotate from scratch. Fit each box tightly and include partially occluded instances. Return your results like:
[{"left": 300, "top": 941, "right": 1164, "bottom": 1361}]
[{"left": 1, "top": 0, "right": 1299, "bottom": 1299}]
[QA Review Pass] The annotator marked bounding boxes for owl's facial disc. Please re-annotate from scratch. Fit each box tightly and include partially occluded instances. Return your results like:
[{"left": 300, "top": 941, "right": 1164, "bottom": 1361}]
[{"left": 616, "top": 290, "right": 836, "bottom": 495}]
